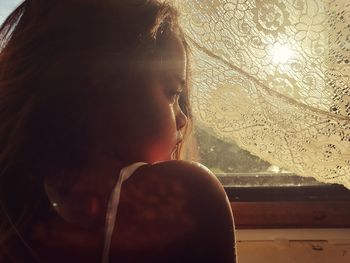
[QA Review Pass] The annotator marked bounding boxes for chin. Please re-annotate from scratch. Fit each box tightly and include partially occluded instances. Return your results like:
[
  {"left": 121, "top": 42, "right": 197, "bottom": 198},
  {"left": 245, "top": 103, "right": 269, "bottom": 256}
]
[
  {"left": 147, "top": 151, "right": 174, "bottom": 163},
  {"left": 134, "top": 144, "right": 177, "bottom": 163}
]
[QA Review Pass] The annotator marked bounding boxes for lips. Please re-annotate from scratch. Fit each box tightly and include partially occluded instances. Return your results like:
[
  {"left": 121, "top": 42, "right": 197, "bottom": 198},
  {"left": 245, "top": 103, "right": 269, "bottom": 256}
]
[
  {"left": 172, "top": 140, "right": 182, "bottom": 152},
  {"left": 176, "top": 133, "right": 183, "bottom": 145},
  {"left": 170, "top": 133, "right": 184, "bottom": 159},
  {"left": 171, "top": 139, "right": 183, "bottom": 158}
]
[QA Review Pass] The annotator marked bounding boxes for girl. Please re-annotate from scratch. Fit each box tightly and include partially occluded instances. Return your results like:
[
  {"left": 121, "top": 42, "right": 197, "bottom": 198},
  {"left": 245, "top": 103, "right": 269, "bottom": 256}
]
[{"left": 0, "top": 0, "right": 236, "bottom": 262}]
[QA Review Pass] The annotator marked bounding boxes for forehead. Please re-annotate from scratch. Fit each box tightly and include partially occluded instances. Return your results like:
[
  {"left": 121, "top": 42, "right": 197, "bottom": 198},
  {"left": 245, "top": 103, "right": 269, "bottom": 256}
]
[{"left": 155, "top": 35, "right": 187, "bottom": 79}]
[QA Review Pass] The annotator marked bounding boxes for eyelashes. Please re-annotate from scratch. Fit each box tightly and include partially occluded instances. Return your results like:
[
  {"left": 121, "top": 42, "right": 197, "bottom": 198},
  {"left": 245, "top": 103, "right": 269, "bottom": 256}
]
[
  {"left": 167, "top": 87, "right": 183, "bottom": 104},
  {"left": 165, "top": 83, "right": 187, "bottom": 116},
  {"left": 159, "top": 74, "right": 186, "bottom": 104}
]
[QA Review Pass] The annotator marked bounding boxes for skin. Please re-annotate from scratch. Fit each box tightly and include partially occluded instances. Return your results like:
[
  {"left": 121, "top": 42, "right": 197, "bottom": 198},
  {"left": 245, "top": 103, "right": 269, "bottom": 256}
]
[
  {"left": 38, "top": 35, "right": 236, "bottom": 262},
  {"left": 44, "top": 35, "right": 188, "bottom": 224},
  {"left": 36, "top": 161, "right": 236, "bottom": 263},
  {"left": 111, "top": 160, "right": 236, "bottom": 263},
  {"left": 92, "top": 34, "right": 188, "bottom": 164}
]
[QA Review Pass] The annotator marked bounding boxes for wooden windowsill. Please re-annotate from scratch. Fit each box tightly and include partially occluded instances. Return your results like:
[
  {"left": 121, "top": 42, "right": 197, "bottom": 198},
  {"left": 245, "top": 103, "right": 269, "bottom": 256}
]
[{"left": 225, "top": 185, "right": 350, "bottom": 229}]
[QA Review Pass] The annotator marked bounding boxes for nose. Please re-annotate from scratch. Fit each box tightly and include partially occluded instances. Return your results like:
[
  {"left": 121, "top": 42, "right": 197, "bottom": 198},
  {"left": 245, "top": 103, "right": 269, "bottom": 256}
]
[{"left": 176, "top": 107, "right": 188, "bottom": 131}]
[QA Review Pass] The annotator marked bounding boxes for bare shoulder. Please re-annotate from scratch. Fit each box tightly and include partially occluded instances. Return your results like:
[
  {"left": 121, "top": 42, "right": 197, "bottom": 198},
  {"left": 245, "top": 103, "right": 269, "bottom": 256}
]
[
  {"left": 145, "top": 160, "right": 234, "bottom": 228},
  {"left": 143, "top": 160, "right": 235, "bottom": 236},
  {"left": 150, "top": 160, "right": 218, "bottom": 179},
  {"left": 136, "top": 160, "right": 228, "bottom": 198},
  {"left": 126, "top": 160, "right": 232, "bottom": 217},
  {"left": 120, "top": 160, "right": 232, "bottom": 220},
  {"left": 113, "top": 161, "right": 236, "bottom": 262}
]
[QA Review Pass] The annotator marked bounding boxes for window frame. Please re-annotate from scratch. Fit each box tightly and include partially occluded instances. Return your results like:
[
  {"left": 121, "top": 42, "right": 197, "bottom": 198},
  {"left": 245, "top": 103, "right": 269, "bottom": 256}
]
[{"left": 223, "top": 182, "right": 350, "bottom": 229}]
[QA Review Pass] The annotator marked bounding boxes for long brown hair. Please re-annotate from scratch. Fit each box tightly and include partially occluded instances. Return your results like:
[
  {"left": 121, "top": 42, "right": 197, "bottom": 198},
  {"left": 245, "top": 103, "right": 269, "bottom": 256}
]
[{"left": 0, "top": 0, "right": 191, "bottom": 258}]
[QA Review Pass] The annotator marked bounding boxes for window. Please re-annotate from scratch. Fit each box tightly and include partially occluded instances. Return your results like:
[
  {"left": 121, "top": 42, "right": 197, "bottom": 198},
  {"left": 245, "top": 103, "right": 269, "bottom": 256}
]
[
  {"left": 188, "top": 124, "right": 350, "bottom": 229},
  {"left": 191, "top": 125, "right": 322, "bottom": 187},
  {"left": 176, "top": 0, "right": 350, "bottom": 194}
]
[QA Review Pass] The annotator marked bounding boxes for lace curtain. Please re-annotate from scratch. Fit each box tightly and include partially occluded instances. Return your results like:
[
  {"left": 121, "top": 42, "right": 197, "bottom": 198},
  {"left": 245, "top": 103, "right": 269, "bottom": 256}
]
[{"left": 174, "top": 0, "right": 350, "bottom": 189}]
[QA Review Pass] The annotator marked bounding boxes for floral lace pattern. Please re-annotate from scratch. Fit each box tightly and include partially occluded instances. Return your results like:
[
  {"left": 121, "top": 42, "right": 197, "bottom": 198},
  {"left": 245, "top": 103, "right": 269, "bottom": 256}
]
[{"left": 174, "top": 0, "right": 350, "bottom": 188}]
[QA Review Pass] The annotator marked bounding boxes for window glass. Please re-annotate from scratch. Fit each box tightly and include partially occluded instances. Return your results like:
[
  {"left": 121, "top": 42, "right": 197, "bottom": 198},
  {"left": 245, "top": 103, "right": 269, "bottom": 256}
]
[{"left": 190, "top": 125, "right": 325, "bottom": 187}]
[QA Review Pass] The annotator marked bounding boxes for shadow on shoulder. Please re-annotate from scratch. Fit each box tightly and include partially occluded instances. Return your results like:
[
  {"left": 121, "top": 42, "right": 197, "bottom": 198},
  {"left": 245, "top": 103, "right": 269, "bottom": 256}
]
[{"left": 112, "top": 160, "right": 236, "bottom": 263}]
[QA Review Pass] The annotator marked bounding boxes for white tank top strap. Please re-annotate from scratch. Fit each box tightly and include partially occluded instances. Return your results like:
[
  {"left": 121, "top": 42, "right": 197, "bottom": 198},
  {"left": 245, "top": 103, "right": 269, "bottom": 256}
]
[{"left": 102, "top": 162, "right": 148, "bottom": 263}]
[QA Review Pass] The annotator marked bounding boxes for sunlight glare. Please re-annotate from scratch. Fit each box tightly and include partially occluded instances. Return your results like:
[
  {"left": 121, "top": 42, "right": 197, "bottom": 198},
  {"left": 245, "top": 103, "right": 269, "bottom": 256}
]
[{"left": 271, "top": 43, "right": 294, "bottom": 64}]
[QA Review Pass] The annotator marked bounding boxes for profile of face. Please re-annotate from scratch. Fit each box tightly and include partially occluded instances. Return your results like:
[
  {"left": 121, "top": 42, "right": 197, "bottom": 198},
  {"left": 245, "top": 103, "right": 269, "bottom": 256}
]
[{"left": 92, "top": 35, "right": 188, "bottom": 164}]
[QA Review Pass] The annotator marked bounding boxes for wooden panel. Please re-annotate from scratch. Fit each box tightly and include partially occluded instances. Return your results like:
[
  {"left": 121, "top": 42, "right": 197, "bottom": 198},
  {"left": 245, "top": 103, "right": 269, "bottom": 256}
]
[
  {"left": 236, "top": 240, "right": 350, "bottom": 263},
  {"left": 225, "top": 185, "right": 350, "bottom": 202},
  {"left": 231, "top": 201, "right": 350, "bottom": 229}
]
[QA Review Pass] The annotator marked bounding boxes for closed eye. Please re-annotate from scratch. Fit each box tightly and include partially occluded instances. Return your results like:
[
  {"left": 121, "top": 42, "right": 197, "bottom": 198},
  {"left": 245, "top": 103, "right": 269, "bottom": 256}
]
[
  {"left": 167, "top": 88, "right": 183, "bottom": 104},
  {"left": 160, "top": 74, "right": 186, "bottom": 104}
]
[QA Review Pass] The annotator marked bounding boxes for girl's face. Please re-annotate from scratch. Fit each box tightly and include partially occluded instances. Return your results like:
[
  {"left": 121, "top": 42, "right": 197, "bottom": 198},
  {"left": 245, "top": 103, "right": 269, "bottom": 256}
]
[{"left": 93, "top": 35, "right": 188, "bottom": 164}]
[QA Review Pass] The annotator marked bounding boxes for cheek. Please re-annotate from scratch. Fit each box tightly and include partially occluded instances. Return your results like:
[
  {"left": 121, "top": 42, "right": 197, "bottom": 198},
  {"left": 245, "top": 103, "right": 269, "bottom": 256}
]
[
  {"left": 141, "top": 103, "right": 177, "bottom": 144},
  {"left": 140, "top": 102, "right": 179, "bottom": 158},
  {"left": 134, "top": 89, "right": 176, "bottom": 135},
  {"left": 114, "top": 99, "right": 178, "bottom": 162}
]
